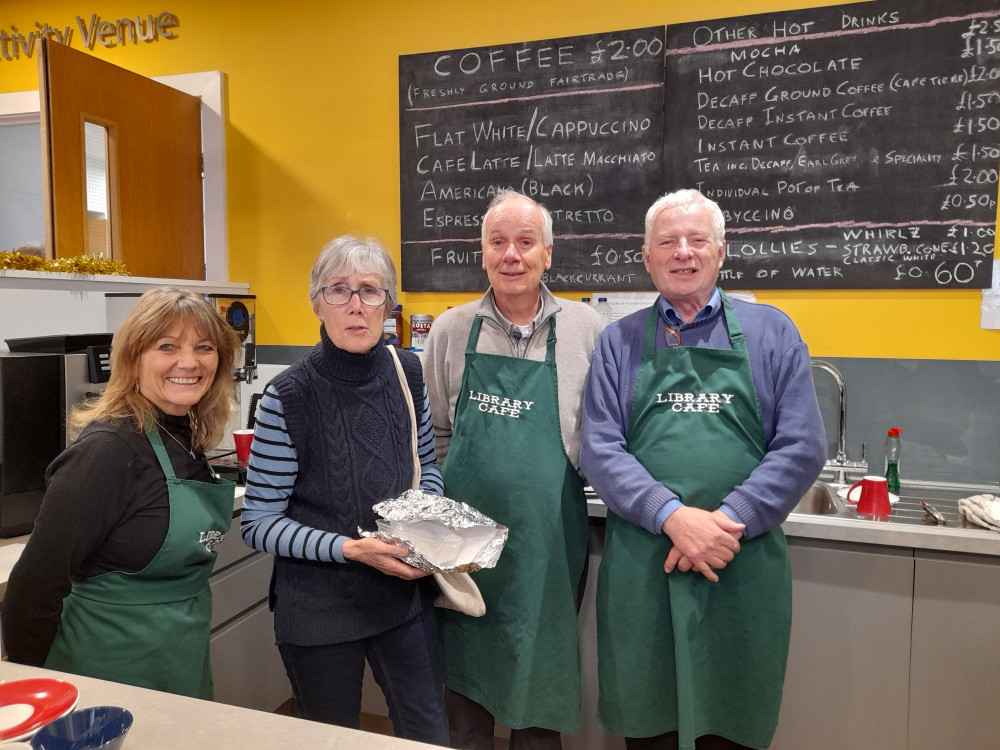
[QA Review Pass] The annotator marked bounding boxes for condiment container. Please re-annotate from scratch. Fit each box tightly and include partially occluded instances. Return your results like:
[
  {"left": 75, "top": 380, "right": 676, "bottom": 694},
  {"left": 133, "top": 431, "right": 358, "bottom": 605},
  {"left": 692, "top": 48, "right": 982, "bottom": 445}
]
[{"left": 410, "top": 314, "right": 433, "bottom": 352}]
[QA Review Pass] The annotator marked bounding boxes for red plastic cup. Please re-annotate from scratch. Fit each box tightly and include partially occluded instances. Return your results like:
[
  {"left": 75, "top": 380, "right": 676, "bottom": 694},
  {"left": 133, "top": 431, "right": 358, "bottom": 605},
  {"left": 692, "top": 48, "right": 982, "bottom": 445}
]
[
  {"left": 233, "top": 429, "right": 254, "bottom": 465},
  {"left": 848, "top": 475, "right": 892, "bottom": 515}
]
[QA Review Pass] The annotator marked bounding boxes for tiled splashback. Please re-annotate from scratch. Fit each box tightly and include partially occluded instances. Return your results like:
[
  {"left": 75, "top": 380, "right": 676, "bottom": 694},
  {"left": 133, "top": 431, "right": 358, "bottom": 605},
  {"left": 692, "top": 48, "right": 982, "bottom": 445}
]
[
  {"left": 259, "top": 347, "right": 1000, "bottom": 488},
  {"left": 813, "top": 358, "right": 1000, "bottom": 488}
]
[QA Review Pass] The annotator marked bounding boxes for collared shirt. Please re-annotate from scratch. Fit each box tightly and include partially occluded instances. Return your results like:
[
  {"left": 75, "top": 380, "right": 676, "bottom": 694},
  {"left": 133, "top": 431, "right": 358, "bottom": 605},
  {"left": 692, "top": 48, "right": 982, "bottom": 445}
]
[
  {"left": 658, "top": 287, "right": 722, "bottom": 327},
  {"left": 489, "top": 290, "right": 545, "bottom": 358}
]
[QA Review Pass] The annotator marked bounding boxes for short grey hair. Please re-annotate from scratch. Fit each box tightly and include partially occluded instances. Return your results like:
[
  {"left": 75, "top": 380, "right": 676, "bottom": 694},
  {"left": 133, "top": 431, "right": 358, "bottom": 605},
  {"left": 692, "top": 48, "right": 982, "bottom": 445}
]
[
  {"left": 644, "top": 189, "right": 726, "bottom": 248},
  {"left": 481, "top": 189, "right": 553, "bottom": 247},
  {"left": 309, "top": 235, "right": 398, "bottom": 311}
]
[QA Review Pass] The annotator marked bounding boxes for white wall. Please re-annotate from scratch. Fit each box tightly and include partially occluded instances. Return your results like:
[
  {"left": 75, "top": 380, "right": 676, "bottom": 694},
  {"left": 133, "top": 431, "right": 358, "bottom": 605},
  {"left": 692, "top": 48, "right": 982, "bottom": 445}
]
[
  {"left": 0, "top": 288, "right": 111, "bottom": 349},
  {"left": 0, "top": 276, "right": 249, "bottom": 351}
]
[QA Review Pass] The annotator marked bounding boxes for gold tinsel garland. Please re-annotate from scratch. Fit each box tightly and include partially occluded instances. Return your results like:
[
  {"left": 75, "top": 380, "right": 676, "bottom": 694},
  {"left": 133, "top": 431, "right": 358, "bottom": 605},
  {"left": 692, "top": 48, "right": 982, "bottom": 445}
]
[{"left": 0, "top": 251, "right": 130, "bottom": 276}]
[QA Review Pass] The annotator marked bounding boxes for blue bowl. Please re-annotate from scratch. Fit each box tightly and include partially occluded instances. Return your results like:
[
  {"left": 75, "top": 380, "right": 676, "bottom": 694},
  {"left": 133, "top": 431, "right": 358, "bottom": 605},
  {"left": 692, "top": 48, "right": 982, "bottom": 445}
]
[{"left": 30, "top": 706, "right": 133, "bottom": 750}]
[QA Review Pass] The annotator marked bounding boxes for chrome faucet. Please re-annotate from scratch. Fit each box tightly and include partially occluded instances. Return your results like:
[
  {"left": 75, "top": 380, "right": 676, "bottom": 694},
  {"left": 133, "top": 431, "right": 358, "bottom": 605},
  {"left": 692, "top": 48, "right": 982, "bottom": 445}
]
[{"left": 811, "top": 359, "right": 867, "bottom": 485}]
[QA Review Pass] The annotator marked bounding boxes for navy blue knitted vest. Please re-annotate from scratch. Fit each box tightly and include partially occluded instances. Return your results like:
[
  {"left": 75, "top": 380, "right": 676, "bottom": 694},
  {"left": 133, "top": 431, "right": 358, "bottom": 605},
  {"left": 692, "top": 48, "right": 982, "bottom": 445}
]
[{"left": 269, "top": 329, "right": 435, "bottom": 644}]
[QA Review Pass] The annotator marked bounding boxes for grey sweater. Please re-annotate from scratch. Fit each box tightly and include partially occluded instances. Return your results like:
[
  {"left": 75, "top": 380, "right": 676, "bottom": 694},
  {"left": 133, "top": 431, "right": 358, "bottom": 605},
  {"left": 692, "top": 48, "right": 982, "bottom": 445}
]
[{"left": 423, "top": 285, "right": 604, "bottom": 470}]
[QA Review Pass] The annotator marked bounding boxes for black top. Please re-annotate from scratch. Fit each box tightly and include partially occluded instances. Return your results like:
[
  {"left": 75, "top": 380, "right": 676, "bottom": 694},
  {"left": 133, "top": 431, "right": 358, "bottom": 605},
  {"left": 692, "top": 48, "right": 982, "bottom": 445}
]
[{"left": 1, "top": 412, "right": 215, "bottom": 666}]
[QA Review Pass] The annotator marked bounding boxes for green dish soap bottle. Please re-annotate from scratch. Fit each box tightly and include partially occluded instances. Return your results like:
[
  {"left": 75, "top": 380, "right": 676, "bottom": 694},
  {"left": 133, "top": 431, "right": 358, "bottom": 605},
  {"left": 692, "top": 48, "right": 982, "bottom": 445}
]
[{"left": 885, "top": 427, "right": 902, "bottom": 494}]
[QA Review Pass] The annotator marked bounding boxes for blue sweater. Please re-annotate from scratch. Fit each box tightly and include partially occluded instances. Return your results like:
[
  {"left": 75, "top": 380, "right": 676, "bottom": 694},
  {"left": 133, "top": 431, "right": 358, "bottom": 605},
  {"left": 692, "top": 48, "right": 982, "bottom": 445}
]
[{"left": 580, "top": 291, "right": 826, "bottom": 540}]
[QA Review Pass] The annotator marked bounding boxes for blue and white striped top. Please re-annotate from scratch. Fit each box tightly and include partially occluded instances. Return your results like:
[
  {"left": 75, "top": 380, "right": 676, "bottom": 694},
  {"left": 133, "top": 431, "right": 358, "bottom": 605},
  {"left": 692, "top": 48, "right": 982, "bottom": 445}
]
[{"left": 240, "top": 382, "right": 444, "bottom": 563}]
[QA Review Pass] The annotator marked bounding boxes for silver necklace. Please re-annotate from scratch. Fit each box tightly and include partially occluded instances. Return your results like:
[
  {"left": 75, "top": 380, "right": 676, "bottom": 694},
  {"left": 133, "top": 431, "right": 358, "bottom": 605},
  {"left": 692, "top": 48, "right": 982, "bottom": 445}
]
[{"left": 161, "top": 425, "right": 197, "bottom": 460}]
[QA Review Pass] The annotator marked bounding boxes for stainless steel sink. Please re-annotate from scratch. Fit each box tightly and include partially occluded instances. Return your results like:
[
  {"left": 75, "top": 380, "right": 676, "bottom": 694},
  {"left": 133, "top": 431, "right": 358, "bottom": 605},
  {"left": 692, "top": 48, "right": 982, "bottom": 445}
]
[
  {"left": 790, "top": 479, "right": 1000, "bottom": 529},
  {"left": 791, "top": 482, "right": 843, "bottom": 515}
]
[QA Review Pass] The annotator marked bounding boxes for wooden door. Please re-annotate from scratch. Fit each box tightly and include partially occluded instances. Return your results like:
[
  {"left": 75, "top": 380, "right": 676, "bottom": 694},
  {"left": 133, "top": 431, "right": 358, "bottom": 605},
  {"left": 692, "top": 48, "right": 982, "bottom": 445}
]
[{"left": 39, "top": 39, "right": 205, "bottom": 279}]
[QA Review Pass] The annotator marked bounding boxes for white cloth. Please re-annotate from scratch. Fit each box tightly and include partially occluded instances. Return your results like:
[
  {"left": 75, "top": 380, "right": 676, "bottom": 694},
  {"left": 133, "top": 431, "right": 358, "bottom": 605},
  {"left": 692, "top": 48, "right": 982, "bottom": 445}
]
[
  {"left": 433, "top": 570, "right": 486, "bottom": 617},
  {"left": 958, "top": 494, "right": 1000, "bottom": 532}
]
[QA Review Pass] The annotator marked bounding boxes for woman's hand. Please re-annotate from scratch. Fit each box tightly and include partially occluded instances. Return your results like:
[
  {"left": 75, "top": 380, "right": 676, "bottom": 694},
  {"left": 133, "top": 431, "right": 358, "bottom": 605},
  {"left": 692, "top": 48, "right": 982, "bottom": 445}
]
[{"left": 342, "top": 538, "right": 431, "bottom": 579}]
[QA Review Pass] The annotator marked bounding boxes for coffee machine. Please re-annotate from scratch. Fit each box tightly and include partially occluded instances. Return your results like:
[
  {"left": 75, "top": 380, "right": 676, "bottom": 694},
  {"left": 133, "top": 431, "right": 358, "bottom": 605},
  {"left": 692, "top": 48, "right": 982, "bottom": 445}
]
[
  {"left": 0, "top": 353, "right": 61, "bottom": 537},
  {"left": 205, "top": 294, "right": 257, "bottom": 451},
  {"left": 0, "top": 333, "right": 114, "bottom": 536}
]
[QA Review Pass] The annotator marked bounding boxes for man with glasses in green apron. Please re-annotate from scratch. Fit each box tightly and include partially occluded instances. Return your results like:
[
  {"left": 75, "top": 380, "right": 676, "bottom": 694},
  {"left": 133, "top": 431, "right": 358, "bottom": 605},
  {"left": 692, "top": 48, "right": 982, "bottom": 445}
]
[
  {"left": 580, "top": 189, "right": 826, "bottom": 750},
  {"left": 424, "top": 190, "right": 604, "bottom": 749}
]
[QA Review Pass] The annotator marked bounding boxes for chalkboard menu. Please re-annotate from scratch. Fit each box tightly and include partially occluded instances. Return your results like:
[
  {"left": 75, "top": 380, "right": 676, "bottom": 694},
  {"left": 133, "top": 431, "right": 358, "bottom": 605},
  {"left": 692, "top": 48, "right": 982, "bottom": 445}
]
[
  {"left": 665, "top": 0, "right": 1000, "bottom": 289},
  {"left": 399, "top": 27, "right": 665, "bottom": 291}
]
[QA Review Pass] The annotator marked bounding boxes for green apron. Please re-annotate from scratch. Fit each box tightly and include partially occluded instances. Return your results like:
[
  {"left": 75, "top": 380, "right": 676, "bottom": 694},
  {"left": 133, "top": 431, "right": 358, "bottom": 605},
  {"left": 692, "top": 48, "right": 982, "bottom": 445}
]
[
  {"left": 45, "top": 424, "right": 235, "bottom": 699},
  {"left": 439, "top": 315, "right": 587, "bottom": 732},
  {"left": 596, "top": 294, "right": 792, "bottom": 749}
]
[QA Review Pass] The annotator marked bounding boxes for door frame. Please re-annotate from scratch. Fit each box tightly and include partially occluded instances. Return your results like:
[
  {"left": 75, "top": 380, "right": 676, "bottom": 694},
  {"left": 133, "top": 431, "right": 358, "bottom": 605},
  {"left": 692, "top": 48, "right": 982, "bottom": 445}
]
[{"left": 0, "top": 71, "right": 228, "bottom": 281}]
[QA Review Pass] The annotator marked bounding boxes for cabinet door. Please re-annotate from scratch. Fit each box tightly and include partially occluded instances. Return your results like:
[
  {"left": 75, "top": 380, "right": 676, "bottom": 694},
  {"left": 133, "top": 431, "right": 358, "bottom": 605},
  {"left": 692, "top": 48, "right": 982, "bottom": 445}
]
[
  {"left": 209, "top": 552, "right": 271, "bottom": 630},
  {"left": 210, "top": 602, "right": 291, "bottom": 712},
  {"left": 771, "top": 539, "right": 913, "bottom": 750},
  {"left": 909, "top": 551, "right": 1000, "bottom": 750}
]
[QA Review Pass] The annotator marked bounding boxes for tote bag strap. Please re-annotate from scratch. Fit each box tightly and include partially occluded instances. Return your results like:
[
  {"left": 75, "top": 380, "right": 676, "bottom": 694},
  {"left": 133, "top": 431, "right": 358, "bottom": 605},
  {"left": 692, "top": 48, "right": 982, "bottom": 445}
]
[{"left": 387, "top": 345, "right": 420, "bottom": 490}]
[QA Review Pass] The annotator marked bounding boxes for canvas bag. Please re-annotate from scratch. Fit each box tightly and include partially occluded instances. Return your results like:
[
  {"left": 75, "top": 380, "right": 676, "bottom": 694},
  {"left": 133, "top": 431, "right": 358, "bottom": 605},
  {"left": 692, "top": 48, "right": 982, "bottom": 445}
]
[{"left": 386, "top": 345, "right": 486, "bottom": 617}]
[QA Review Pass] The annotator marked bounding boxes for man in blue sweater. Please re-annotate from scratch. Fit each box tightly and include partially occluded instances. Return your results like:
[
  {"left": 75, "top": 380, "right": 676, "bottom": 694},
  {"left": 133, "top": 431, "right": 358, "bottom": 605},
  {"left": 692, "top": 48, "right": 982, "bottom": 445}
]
[{"left": 580, "top": 189, "right": 826, "bottom": 750}]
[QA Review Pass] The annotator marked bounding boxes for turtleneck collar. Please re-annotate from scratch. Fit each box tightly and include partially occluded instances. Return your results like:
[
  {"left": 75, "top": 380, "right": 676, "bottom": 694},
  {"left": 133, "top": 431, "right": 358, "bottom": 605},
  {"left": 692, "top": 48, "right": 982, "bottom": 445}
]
[
  {"left": 159, "top": 410, "right": 191, "bottom": 432},
  {"left": 311, "top": 324, "right": 387, "bottom": 382}
]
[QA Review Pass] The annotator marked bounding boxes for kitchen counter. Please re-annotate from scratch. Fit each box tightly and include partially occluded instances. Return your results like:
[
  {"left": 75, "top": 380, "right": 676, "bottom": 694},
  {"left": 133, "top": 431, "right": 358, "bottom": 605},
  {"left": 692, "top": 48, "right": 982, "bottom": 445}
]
[
  {"left": 4, "top": 484, "right": 998, "bottom": 596},
  {"left": 781, "top": 504, "right": 1000, "bottom": 555},
  {"left": 587, "top": 482, "right": 1000, "bottom": 557},
  {"left": 0, "top": 661, "right": 429, "bottom": 749},
  {"left": 782, "top": 479, "right": 1000, "bottom": 556}
]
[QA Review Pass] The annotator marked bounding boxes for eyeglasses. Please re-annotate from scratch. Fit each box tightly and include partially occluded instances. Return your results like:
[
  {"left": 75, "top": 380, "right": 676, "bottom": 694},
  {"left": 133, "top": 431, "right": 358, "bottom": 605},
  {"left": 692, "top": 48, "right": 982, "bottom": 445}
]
[
  {"left": 665, "top": 324, "right": 682, "bottom": 348},
  {"left": 319, "top": 286, "right": 389, "bottom": 307}
]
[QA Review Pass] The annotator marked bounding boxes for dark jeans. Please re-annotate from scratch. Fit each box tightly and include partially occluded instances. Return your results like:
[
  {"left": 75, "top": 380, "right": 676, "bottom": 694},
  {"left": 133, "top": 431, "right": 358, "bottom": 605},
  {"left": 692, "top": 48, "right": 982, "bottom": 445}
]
[
  {"left": 446, "top": 688, "right": 562, "bottom": 750},
  {"left": 625, "top": 733, "right": 752, "bottom": 750},
  {"left": 278, "top": 608, "right": 449, "bottom": 746}
]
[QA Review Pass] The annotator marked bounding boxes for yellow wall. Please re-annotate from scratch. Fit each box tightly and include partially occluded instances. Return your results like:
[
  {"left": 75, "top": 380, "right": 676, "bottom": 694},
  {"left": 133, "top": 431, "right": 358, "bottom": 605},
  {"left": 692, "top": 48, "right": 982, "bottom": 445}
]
[{"left": 2, "top": 0, "right": 997, "bottom": 359}]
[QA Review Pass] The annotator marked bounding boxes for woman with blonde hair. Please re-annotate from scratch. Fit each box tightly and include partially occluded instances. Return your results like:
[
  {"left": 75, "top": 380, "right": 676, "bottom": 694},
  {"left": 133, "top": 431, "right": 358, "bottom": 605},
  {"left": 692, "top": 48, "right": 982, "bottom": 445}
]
[{"left": 2, "top": 287, "right": 241, "bottom": 699}]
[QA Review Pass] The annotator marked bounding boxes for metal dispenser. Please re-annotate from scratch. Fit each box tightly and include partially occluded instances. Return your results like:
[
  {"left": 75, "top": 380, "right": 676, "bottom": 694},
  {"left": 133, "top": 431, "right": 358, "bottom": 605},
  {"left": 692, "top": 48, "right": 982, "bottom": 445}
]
[{"left": 205, "top": 294, "right": 257, "bottom": 451}]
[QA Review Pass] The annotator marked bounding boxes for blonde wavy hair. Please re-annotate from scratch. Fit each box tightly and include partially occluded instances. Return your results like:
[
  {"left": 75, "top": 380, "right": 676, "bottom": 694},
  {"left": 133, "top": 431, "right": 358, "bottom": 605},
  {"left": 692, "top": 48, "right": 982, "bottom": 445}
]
[{"left": 70, "top": 287, "right": 241, "bottom": 451}]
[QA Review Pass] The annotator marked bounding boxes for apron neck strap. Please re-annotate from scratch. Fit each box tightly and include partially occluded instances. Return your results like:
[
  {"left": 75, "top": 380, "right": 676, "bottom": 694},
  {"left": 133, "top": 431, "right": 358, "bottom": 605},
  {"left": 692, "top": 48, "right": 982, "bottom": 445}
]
[
  {"left": 643, "top": 289, "right": 747, "bottom": 355},
  {"left": 719, "top": 290, "right": 748, "bottom": 353},
  {"left": 144, "top": 421, "right": 178, "bottom": 480},
  {"left": 544, "top": 314, "right": 557, "bottom": 363},
  {"left": 642, "top": 302, "right": 659, "bottom": 356},
  {"left": 466, "top": 312, "right": 557, "bottom": 363},
  {"left": 466, "top": 316, "right": 484, "bottom": 355}
]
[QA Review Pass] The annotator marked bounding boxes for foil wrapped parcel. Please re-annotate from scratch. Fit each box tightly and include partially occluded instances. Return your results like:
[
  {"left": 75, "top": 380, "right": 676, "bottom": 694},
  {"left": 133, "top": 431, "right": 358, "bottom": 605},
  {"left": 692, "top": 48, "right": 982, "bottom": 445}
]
[{"left": 368, "top": 489, "right": 508, "bottom": 573}]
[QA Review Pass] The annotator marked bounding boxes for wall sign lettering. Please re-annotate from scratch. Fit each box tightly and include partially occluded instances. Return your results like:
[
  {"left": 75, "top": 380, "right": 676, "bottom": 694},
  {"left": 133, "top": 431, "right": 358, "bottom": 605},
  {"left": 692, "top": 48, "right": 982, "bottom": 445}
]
[
  {"left": 399, "top": 27, "right": 666, "bottom": 292},
  {"left": 0, "top": 11, "right": 179, "bottom": 61}
]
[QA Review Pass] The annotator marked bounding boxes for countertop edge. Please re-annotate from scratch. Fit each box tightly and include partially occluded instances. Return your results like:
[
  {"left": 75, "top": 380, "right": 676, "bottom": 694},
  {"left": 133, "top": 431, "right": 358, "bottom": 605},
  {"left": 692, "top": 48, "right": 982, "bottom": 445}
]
[{"left": 586, "top": 496, "right": 1000, "bottom": 557}]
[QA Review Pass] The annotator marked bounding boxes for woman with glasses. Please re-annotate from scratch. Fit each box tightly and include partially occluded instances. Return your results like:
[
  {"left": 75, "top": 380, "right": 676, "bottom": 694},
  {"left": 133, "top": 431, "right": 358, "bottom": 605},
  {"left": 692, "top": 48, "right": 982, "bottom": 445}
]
[{"left": 240, "top": 235, "right": 449, "bottom": 745}]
